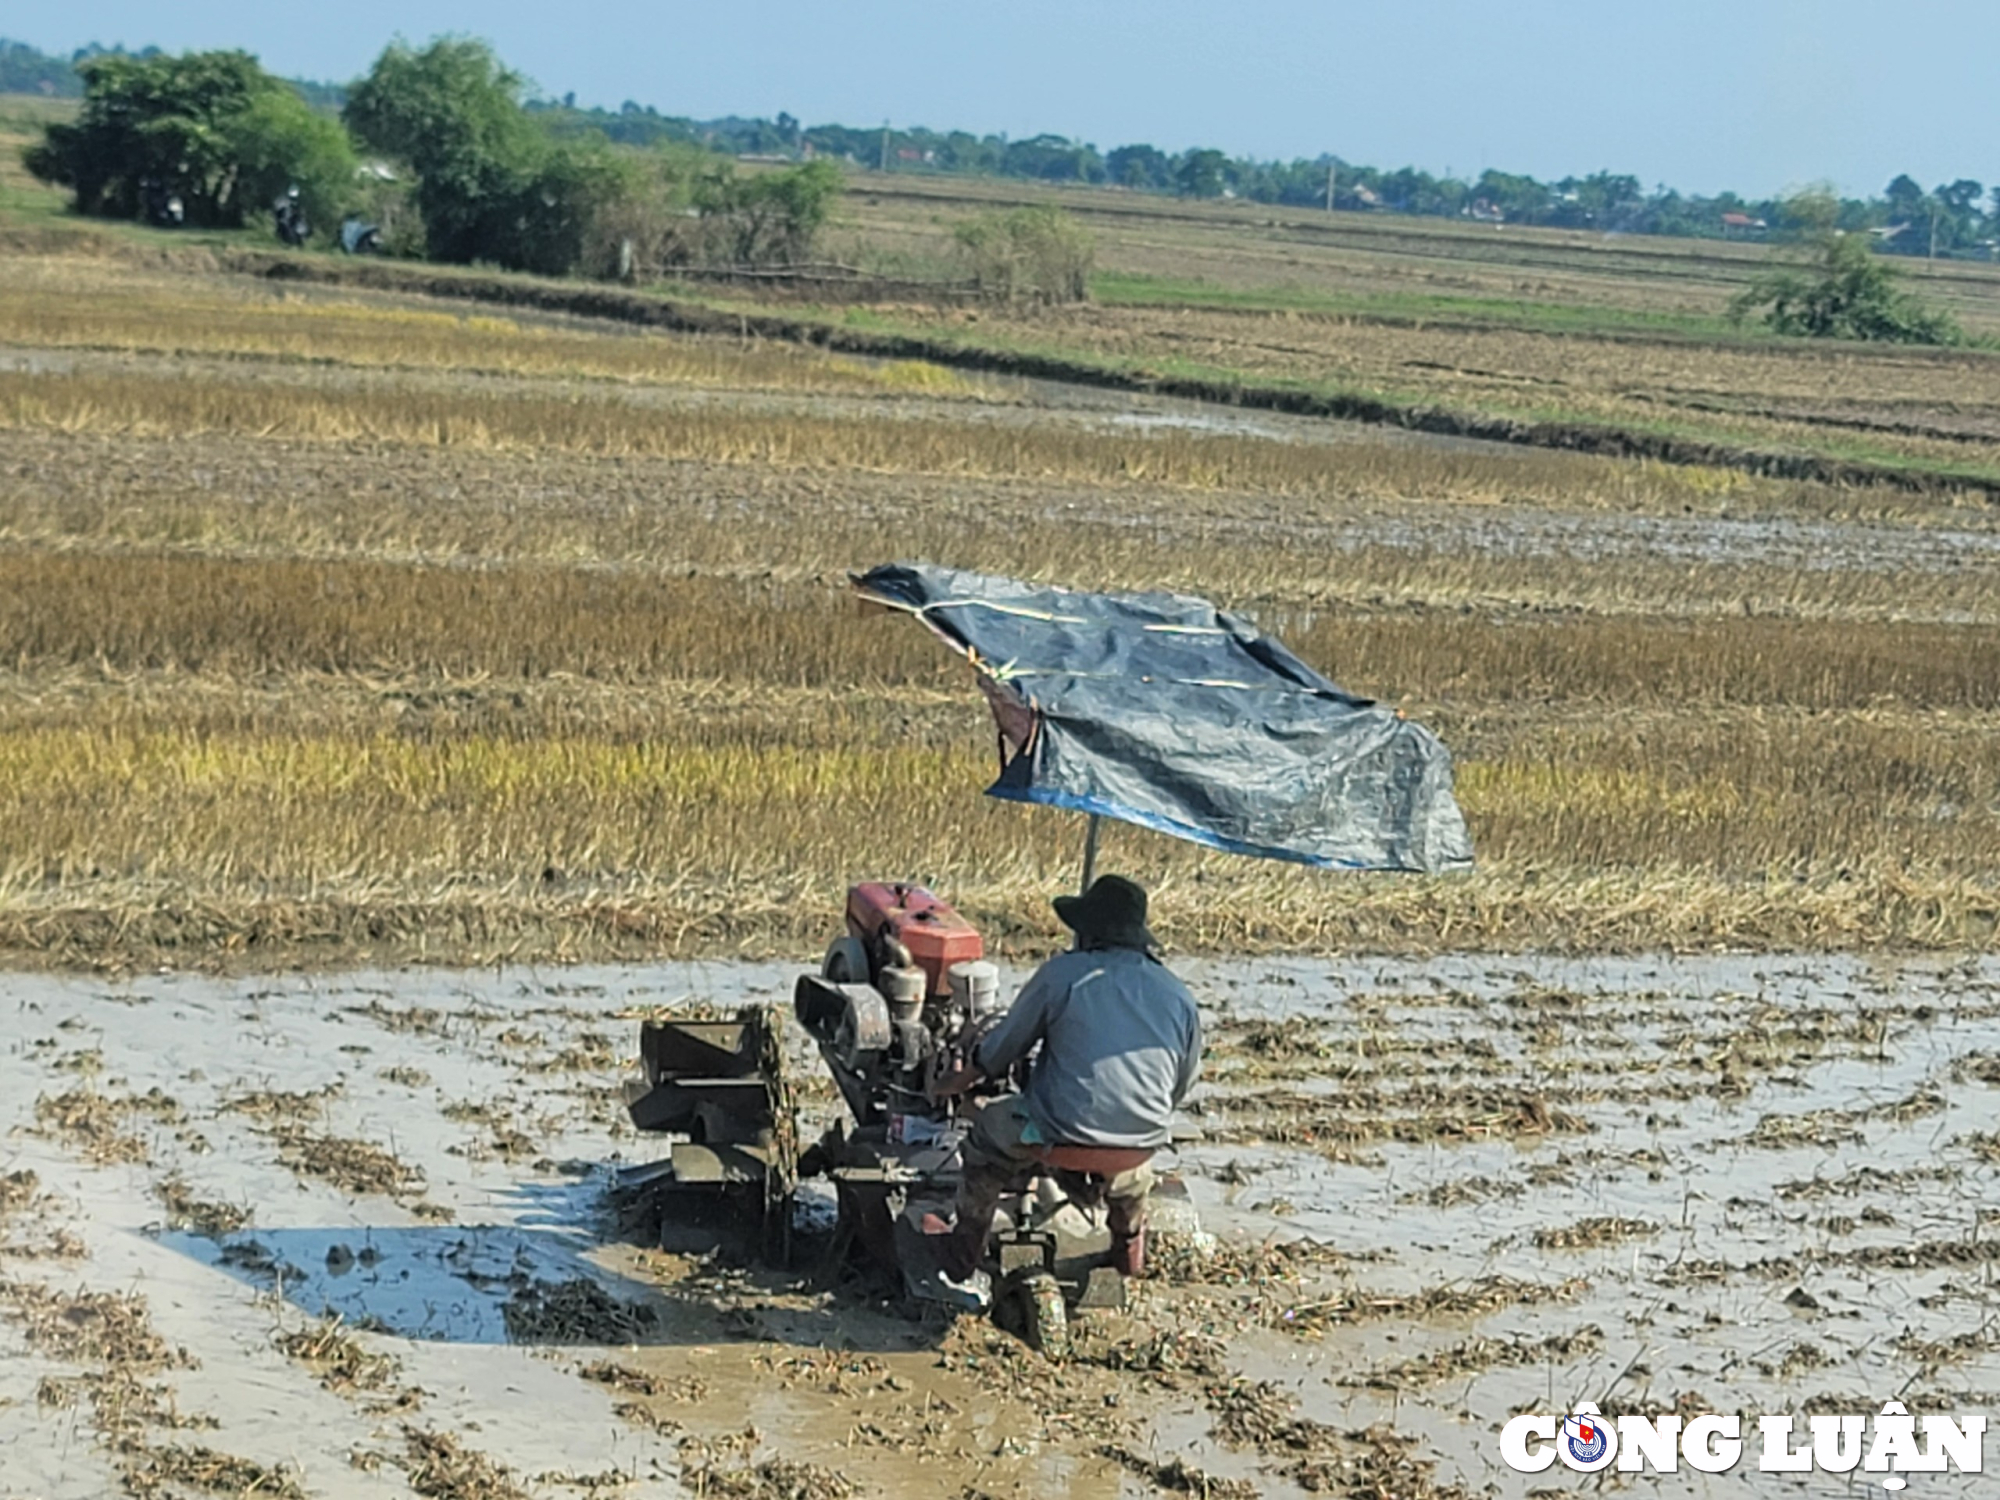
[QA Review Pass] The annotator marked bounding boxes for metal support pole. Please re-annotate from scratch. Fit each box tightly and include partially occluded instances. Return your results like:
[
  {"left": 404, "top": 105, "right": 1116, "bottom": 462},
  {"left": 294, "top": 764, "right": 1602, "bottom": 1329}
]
[{"left": 1079, "top": 814, "right": 1102, "bottom": 894}]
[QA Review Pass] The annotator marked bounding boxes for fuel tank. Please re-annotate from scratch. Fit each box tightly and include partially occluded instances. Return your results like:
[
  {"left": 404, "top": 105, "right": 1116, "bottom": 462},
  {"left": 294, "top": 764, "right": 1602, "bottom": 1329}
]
[{"left": 844, "top": 881, "right": 984, "bottom": 1000}]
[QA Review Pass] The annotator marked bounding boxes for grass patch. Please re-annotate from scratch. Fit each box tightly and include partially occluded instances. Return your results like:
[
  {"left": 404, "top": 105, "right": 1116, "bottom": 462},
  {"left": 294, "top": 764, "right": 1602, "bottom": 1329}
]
[{"left": 1092, "top": 269, "right": 1752, "bottom": 341}]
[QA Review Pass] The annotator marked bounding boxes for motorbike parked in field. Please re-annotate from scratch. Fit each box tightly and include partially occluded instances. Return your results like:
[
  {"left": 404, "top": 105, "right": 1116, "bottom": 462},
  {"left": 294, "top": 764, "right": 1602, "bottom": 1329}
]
[{"left": 273, "top": 187, "right": 310, "bottom": 247}]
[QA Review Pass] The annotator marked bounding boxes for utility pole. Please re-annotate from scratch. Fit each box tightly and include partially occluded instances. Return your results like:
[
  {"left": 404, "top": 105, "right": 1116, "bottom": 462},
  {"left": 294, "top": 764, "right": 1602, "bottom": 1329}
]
[
  {"left": 880, "top": 121, "right": 890, "bottom": 174},
  {"left": 1325, "top": 160, "right": 1336, "bottom": 214}
]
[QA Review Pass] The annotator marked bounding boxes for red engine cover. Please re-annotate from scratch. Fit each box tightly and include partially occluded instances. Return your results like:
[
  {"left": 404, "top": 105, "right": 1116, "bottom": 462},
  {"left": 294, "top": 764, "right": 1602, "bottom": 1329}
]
[{"left": 845, "top": 881, "right": 983, "bottom": 999}]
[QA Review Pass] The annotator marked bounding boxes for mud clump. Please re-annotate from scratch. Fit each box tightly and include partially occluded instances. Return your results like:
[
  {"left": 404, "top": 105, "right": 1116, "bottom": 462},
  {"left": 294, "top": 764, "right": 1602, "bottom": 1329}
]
[
  {"left": 1531, "top": 1216, "right": 1660, "bottom": 1251},
  {"left": 0, "top": 1169, "right": 39, "bottom": 1213},
  {"left": 502, "top": 1278, "right": 659, "bottom": 1344},
  {"left": 1101, "top": 1443, "right": 1255, "bottom": 1497},
  {"left": 34, "top": 1087, "right": 182, "bottom": 1164},
  {"left": 1957, "top": 1053, "right": 2000, "bottom": 1087},
  {"left": 755, "top": 1347, "right": 895, "bottom": 1396},
  {"left": 1079, "top": 1327, "right": 1231, "bottom": 1382},
  {"left": 578, "top": 1359, "right": 708, "bottom": 1402},
  {"left": 36, "top": 1369, "right": 215, "bottom": 1441},
  {"left": 1342, "top": 1326, "right": 1606, "bottom": 1391},
  {"left": 1195, "top": 1085, "right": 1586, "bottom": 1153},
  {"left": 350, "top": 999, "right": 446, "bottom": 1035},
  {"left": 2, "top": 1276, "right": 262, "bottom": 1496},
  {"left": 1404, "top": 1174, "right": 1523, "bottom": 1208},
  {"left": 0, "top": 1280, "right": 190, "bottom": 1371},
  {"left": 1273, "top": 1274, "right": 1588, "bottom": 1337},
  {"left": 442, "top": 1099, "right": 541, "bottom": 1163},
  {"left": 1209, "top": 1016, "right": 1337, "bottom": 1071},
  {"left": 153, "top": 1174, "right": 251, "bottom": 1238},
  {"left": 934, "top": 1316, "right": 1138, "bottom": 1442},
  {"left": 276, "top": 1314, "right": 406, "bottom": 1397},
  {"left": 123, "top": 1445, "right": 306, "bottom": 1499},
  {"left": 1148, "top": 1233, "right": 1350, "bottom": 1288},
  {"left": 1775, "top": 1163, "right": 1959, "bottom": 1200},
  {"left": 1954, "top": 1130, "right": 2000, "bottom": 1164},
  {"left": 534, "top": 1032, "right": 620, "bottom": 1073},
  {"left": 680, "top": 1456, "right": 855, "bottom": 1500},
  {"left": 221, "top": 1083, "right": 343, "bottom": 1122},
  {"left": 1206, "top": 1380, "right": 1470, "bottom": 1497},
  {"left": 271, "top": 1127, "right": 425, "bottom": 1199},
  {"left": 403, "top": 1426, "right": 530, "bottom": 1500}
]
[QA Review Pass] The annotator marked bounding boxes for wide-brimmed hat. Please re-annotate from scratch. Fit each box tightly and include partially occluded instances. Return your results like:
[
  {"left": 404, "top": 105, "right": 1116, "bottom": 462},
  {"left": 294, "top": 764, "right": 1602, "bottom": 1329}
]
[{"left": 1052, "top": 874, "right": 1158, "bottom": 951}]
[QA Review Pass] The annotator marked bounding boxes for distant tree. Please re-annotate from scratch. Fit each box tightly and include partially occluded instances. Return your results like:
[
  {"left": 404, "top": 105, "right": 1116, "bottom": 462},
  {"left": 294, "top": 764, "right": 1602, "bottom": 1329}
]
[
  {"left": 1934, "top": 178, "right": 1985, "bottom": 252},
  {"left": 345, "top": 37, "right": 626, "bottom": 274},
  {"left": 953, "top": 205, "right": 1094, "bottom": 302},
  {"left": 345, "top": 38, "right": 539, "bottom": 261},
  {"left": 1106, "top": 143, "right": 1170, "bottom": 190},
  {"left": 24, "top": 49, "right": 355, "bottom": 230},
  {"left": 1474, "top": 169, "right": 1551, "bottom": 223},
  {"left": 1729, "top": 194, "right": 1959, "bottom": 343},
  {"left": 1177, "top": 149, "right": 1226, "bottom": 198},
  {"left": 999, "top": 134, "right": 1101, "bottom": 183},
  {"left": 1567, "top": 170, "right": 1642, "bottom": 228},
  {"left": 694, "top": 158, "right": 843, "bottom": 266},
  {"left": 224, "top": 90, "right": 359, "bottom": 232},
  {"left": 1874, "top": 172, "right": 1932, "bottom": 252},
  {"left": 1883, "top": 173, "right": 1928, "bottom": 222},
  {"left": 936, "top": 131, "right": 1000, "bottom": 174},
  {"left": 0, "top": 38, "right": 83, "bottom": 95}
]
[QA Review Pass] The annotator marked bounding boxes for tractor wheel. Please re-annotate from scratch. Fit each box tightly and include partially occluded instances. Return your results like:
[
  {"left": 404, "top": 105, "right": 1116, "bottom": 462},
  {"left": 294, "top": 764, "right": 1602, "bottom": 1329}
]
[
  {"left": 1012, "top": 1273, "right": 1069, "bottom": 1361},
  {"left": 822, "top": 935, "right": 868, "bottom": 984}
]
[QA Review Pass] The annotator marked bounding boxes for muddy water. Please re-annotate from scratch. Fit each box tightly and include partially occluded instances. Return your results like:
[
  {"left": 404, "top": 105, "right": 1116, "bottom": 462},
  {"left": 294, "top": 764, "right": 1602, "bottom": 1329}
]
[
  {"left": 1177, "top": 954, "right": 2000, "bottom": 1497},
  {"left": 1, "top": 954, "right": 1996, "bottom": 1497}
]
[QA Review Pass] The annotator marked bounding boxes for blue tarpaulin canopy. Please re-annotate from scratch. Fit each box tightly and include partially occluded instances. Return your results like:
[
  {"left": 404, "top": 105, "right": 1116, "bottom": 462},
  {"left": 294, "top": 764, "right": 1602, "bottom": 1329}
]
[{"left": 852, "top": 563, "right": 1473, "bottom": 874}]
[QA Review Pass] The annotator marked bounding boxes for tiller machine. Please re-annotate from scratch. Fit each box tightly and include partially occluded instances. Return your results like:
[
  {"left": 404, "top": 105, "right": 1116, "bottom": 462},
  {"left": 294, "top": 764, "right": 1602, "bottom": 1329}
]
[
  {"left": 628, "top": 880, "right": 1163, "bottom": 1354},
  {"left": 625, "top": 563, "right": 1475, "bottom": 1352},
  {"left": 792, "top": 880, "right": 1165, "bottom": 1348}
]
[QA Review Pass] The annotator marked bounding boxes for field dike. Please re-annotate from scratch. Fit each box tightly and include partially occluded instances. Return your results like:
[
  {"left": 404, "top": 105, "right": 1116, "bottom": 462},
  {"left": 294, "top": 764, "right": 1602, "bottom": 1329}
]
[{"left": 214, "top": 251, "right": 2000, "bottom": 500}]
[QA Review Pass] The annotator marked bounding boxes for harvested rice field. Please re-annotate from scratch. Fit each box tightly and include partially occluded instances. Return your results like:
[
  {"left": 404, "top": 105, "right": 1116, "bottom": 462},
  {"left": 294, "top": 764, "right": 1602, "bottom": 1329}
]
[
  {"left": 0, "top": 251, "right": 1996, "bottom": 965},
  {"left": 0, "top": 222, "right": 1997, "bottom": 1498}
]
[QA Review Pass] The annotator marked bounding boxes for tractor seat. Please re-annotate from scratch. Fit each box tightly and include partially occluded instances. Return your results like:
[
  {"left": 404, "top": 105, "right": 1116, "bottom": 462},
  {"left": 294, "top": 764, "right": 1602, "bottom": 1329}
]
[{"left": 1032, "top": 1144, "right": 1154, "bottom": 1177}]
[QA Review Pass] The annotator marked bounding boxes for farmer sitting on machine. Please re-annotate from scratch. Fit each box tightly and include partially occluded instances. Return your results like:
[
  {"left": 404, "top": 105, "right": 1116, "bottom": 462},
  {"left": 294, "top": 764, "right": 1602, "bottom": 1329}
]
[{"left": 925, "top": 874, "right": 1202, "bottom": 1300}]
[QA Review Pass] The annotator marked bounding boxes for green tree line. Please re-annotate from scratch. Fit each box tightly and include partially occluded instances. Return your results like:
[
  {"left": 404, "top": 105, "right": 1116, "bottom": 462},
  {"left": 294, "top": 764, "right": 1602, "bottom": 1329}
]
[
  {"left": 7, "top": 34, "right": 1996, "bottom": 256},
  {"left": 17, "top": 37, "right": 841, "bottom": 280},
  {"left": 532, "top": 104, "right": 2000, "bottom": 258}
]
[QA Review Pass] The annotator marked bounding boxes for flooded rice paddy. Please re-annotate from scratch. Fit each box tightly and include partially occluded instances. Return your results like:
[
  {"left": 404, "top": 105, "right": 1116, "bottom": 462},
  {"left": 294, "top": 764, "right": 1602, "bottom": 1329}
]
[{"left": 2, "top": 952, "right": 1997, "bottom": 1497}]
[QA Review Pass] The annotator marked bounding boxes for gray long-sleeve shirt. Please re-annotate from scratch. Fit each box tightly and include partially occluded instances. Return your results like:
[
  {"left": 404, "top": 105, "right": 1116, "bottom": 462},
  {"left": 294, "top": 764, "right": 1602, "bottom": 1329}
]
[{"left": 973, "top": 947, "right": 1202, "bottom": 1149}]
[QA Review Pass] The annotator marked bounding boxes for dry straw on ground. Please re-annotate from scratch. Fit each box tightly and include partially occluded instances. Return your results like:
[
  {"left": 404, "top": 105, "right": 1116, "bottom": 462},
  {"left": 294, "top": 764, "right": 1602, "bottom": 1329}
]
[{"left": 0, "top": 252, "right": 1994, "bottom": 965}]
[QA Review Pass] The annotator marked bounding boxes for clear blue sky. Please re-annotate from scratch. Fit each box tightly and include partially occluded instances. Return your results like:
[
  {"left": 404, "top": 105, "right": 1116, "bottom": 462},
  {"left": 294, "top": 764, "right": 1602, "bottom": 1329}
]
[{"left": 12, "top": 0, "right": 1994, "bottom": 199}]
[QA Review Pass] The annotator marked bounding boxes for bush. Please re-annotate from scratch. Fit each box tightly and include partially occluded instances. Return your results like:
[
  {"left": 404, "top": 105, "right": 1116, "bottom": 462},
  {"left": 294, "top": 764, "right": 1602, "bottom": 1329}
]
[
  {"left": 693, "top": 159, "right": 843, "bottom": 268},
  {"left": 345, "top": 37, "right": 630, "bottom": 276},
  {"left": 953, "top": 206, "right": 1094, "bottom": 303},
  {"left": 577, "top": 145, "right": 704, "bottom": 280},
  {"left": 25, "top": 50, "right": 356, "bottom": 231},
  {"left": 1730, "top": 197, "right": 1960, "bottom": 345},
  {"left": 224, "top": 91, "right": 359, "bottom": 234}
]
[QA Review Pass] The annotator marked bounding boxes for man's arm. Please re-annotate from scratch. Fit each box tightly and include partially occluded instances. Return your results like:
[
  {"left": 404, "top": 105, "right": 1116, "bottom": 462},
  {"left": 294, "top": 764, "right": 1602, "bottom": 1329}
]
[
  {"left": 926, "top": 960, "right": 1063, "bottom": 1102},
  {"left": 971, "top": 960, "right": 1062, "bottom": 1078},
  {"left": 1170, "top": 1007, "right": 1203, "bottom": 1110}
]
